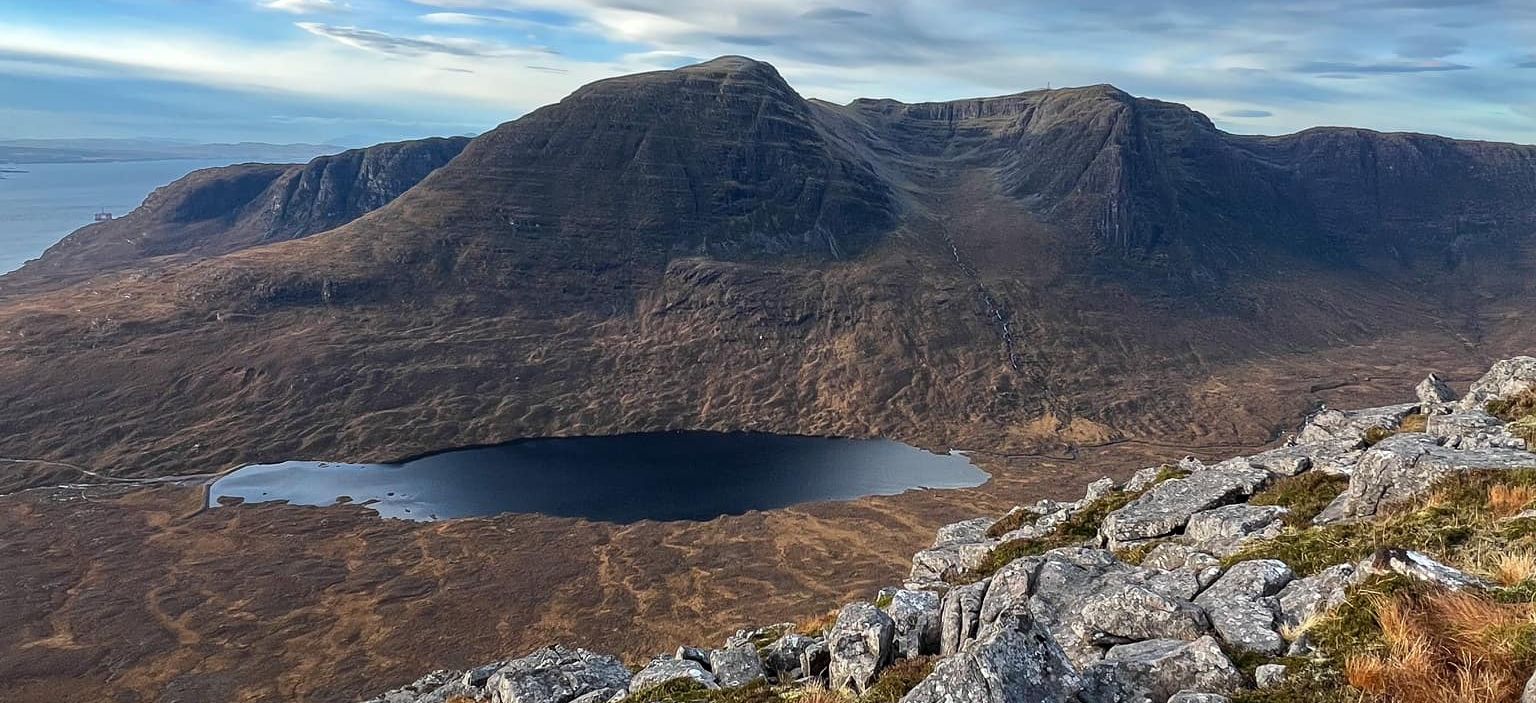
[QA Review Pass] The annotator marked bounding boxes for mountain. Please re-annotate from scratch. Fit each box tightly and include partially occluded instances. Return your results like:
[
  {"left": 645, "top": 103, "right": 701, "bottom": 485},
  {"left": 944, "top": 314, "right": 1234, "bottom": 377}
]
[
  {"left": 2, "top": 137, "right": 469, "bottom": 291},
  {"left": 0, "top": 56, "right": 1534, "bottom": 491}
]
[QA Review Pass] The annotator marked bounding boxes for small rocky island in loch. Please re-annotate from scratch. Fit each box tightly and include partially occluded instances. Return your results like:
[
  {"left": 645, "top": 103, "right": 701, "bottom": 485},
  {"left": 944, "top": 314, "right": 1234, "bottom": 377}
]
[{"left": 361, "top": 357, "right": 1536, "bottom": 703}]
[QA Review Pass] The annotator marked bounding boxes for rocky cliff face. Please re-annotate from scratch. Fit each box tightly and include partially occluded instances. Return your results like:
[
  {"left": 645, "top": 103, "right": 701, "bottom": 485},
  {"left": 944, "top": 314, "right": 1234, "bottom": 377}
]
[
  {"left": 1, "top": 57, "right": 1535, "bottom": 487},
  {"left": 1, "top": 136, "right": 469, "bottom": 291},
  {"left": 358, "top": 357, "right": 1536, "bottom": 703}
]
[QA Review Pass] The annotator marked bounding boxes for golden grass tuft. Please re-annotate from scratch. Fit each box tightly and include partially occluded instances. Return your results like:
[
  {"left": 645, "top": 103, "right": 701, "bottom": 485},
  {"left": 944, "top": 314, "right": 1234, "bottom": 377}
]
[
  {"left": 1399, "top": 413, "right": 1429, "bottom": 433},
  {"left": 1491, "top": 552, "right": 1536, "bottom": 587},
  {"left": 788, "top": 683, "right": 850, "bottom": 703},
  {"left": 1342, "top": 588, "right": 1536, "bottom": 703},
  {"left": 795, "top": 609, "right": 840, "bottom": 637},
  {"left": 1489, "top": 484, "right": 1536, "bottom": 519}
]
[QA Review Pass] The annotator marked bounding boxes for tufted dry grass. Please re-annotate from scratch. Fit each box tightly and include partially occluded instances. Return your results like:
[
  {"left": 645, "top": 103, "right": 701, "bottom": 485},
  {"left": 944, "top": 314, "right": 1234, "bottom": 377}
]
[
  {"left": 1343, "top": 588, "right": 1536, "bottom": 703},
  {"left": 1489, "top": 484, "right": 1536, "bottom": 519}
]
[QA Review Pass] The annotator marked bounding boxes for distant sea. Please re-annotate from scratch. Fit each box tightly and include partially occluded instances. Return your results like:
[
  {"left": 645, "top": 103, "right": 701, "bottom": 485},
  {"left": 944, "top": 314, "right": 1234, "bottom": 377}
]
[{"left": 0, "top": 159, "right": 239, "bottom": 274}]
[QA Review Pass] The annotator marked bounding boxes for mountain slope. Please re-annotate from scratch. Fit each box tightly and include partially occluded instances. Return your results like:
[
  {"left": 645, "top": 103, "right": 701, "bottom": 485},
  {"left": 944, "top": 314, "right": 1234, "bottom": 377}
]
[
  {"left": 0, "top": 57, "right": 1534, "bottom": 488},
  {"left": 1, "top": 136, "right": 469, "bottom": 292}
]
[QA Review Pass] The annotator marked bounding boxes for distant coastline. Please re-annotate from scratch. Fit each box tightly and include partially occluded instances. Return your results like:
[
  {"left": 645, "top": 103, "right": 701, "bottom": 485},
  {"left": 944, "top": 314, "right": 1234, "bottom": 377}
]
[{"left": 0, "top": 139, "right": 343, "bottom": 166}]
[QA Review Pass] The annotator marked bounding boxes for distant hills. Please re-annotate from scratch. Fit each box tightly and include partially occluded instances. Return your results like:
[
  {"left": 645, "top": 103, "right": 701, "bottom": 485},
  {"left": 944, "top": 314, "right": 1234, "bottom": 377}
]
[
  {"left": 0, "top": 138, "right": 348, "bottom": 165},
  {"left": 0, "top": 56, "right": 1534, "bottom": 490}
]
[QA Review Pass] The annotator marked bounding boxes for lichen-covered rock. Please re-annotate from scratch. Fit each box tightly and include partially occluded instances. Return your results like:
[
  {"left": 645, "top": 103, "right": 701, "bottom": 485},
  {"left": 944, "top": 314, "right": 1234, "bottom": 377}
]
[
  {"left": 933, "top": 518, "right": 997, "bottom": 548},
  {"left": 1194, "top": 560, "right": 1293, "bottom": 656},
  {"left": 800, "top": 640, "right": 830, "bottom": 681},
  {"left": 1243, "top": 446, "right": 1313, "bottom": 477},
  {"left": 885, "top": 589, "right": 942, "bottom": 658},
  {"left": 940, "top": 580, "right": 990, "bottom": 655},
  {"left": 1125, "top": 466, "right": 1170, "bottom": 493},
  {"left": 1417, "top": 373, "right": 1458, "bottom": 412},
  {"left": 362, "top": 670, "right": 464, "bottom": 703},
  {"left": 709, "top": 641, "right": 765, "bottom": 687},
  {"left": 761, "top": 633, "right": 816, "bottom": 680},
  {"left": 978, "top": 557, "right": 1042, "bottom": 626},
  {"left": 1085, "top": 477, "right": 1117, "bottom": 502},
  {"left": 1080, "top": 637, "right": 1242, "bottom": 703},
  {"left": 1319, "top": 434, "right": 1536, "bottom": 521},
  {"left": 827, "top": 602, "right": 894, "bottom": 693},
  {"left": 1101, "top": 464, "right": 1272, "bottom": 547},
  {"left": 899, "top": 605, "right": 1082, "bottom": 703},
  {"left": 1140, "top": 543, "right": 1213, "bottom": 572},
  {"left": 1275, "top": 563, "right": 1355, "bottom": 630},
  {"left": 1459, "top": 356, "right": 1536, "bottom": 412},
  {"left": 489, "top": 646, "right": 634, "bottom": 703},
  {"left": 1362, "top": 548, "right": 1492, "bottom": 591},
  {"left": 628, "top": 658, "right": 716, "bottom": 694},
  {"left": 1168, "top": 693, "right": 1231, "bottom": 703},
  {"left": 1022, "top": 549, "right": 1130, "bottom": 664},
  {"left": 1142, "top": 543, "right": 1222, "bottom": 592},
  {"left": 567, "top": 689, "right": 622, "bottom": 703},
  {"left": 1427, "top": 410, "right": 1527, "bottom": 450},
  {"left": 1183, "top": 504, "right": 1289, "bottom": 556},
  {"left": 1283, "top": 438, "right": 1367, "bottom": 477},
  {"left": 1297, "top": 403, "right": 1420, "bottom": 446},
  {"left": 1254, "top": 664, "right": 1287, "bottom": 689},
  {"left": 911, "top": 542, "right": 997, "bottom": 583},
  {"left": 1070, "top": 583, "right": 1210, "bottom": 646},
  {"left": 675, "top": 646, "right": 711, "bottom": 668}
]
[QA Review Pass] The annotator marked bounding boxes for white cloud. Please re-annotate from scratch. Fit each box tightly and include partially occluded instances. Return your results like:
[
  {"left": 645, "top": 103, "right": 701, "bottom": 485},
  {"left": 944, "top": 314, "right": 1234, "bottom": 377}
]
[
  {"left": 419, "top": 12, "right": 503, "bottom": 26},
  {"left": 294, "top": 22, "right": 551, "bottom": 58},
  {"left": 0, "top": 21, "right": 621, "bottom": 119},
  {"left": 261, "top": 0, "right": 349, "bottom": 14}
]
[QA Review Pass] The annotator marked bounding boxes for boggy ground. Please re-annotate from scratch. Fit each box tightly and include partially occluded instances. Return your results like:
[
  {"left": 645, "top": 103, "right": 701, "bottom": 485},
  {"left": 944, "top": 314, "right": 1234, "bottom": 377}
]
[{"left": 0, "top": 361, "right": 1477, "bottom": 703}]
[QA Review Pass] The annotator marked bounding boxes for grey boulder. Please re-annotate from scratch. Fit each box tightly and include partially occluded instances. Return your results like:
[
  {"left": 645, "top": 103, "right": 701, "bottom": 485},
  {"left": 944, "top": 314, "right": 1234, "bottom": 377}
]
[
  {"left": 1318, "top": 434, "right": 1536, "bottom": 522},
  {"left": 1081, "top": 637, "right": 1242, "bottom": 703},
  {"left": 911, "top": 542, "right": 996, "bottom": 583},
  {"left": 709, "top": 641, "right": 766, "bottom": 688},
  {"left": 1167, "top": 694, "right": 1231, "bottom": 703},
  {"left": 1101, "top": 464, "right": 1272, "bottom": 547},
  {"left": 1417, "top": 373, "right": 1458, "bottom": 411},
  {"left": 628, "top": 658, "right": 716, "bottom": 694},
  {"left": 1276, "top": 563, "right": 1356, "bottom": 630},
  {"left": 1071, "top": 583, "right": 1210, "bottom": 646},
  {"left": 1296, "top": 403, "right": 1420, "bottom": 446},
  {"left": 978, "top": 556, "right": 1043, "bottom": 626},
  {"left": 799, "top": 640, "right": 830, "bottom": 681},
  {"left": 1460, "top": 356, "right": 1536, "bottom": 412},
  {"left": 1254, "top": 664, "right": 1287, "bottom": 689},
  {"left": 933, "top": 518, "right": 997, "bottom": 548},
  {"left": 1182, "top": 504, "right": 1289, "bottom": 556},
  {"left": 1362, "top": 548, "right": 1491, "bottom": 591},
  {"left": 886, "top": 588, "right": 943, "bottom": 658},
  {"left": 489, "top": 646, "right": 634, "bottom": 703},
  {"left": 899, "top": 605, "right": 1082, "bottom": 703},
  {"left": 1243, "top": 446, "right": 1314, "bottom": 478},
  {"left": 827, "top": 602, "right": 895, "bottom": 693},
  {"left": 941, "top": 579, "right": 991, "bottom": 656},
  {"left": 761, "top": 633, "right": 816, "bottom": 680},
  {"left": 1427, "top": 410, "right": 1527, "bottom": 451},
  {"left": 1194, "top": 560, "right": 1293, "bottom": 656}
]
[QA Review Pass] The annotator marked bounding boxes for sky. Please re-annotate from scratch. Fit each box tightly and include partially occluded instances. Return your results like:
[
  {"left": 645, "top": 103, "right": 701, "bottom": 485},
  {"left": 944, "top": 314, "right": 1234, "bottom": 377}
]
[{"left": 1, "top": 0, "right": 1535, "bottom": 146}]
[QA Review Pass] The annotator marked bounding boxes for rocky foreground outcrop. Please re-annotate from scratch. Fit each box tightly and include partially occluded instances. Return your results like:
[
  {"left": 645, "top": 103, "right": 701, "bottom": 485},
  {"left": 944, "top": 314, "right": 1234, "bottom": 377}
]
[{"left": 364, "top": 356, "right": 1536, "bottom": 703}]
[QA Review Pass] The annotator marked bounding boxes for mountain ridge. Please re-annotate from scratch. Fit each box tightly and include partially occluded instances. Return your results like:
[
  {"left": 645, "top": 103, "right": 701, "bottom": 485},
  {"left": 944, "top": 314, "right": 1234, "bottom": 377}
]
[{"left": 0, "top": 56, "right": 1533, "bottom": 490}]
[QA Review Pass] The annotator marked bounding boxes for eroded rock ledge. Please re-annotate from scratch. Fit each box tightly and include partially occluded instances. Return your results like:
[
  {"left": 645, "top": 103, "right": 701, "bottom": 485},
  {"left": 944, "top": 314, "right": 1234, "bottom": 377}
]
[{"left": 361, "top": 356, "right": 1536, "bottom": 703}]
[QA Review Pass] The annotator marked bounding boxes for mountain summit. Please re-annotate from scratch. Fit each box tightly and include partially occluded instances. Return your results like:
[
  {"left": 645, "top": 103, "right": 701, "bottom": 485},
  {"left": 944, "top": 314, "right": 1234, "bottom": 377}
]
[{"left": 1, "top": 57, "right": 1534, "bottom": 487}]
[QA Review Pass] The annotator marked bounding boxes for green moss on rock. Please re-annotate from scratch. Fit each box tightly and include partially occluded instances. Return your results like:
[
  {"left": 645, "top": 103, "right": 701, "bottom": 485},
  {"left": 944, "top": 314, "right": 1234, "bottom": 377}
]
[{"left": 1248, "top": 472, "right": 1350, "bottom": 528}]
